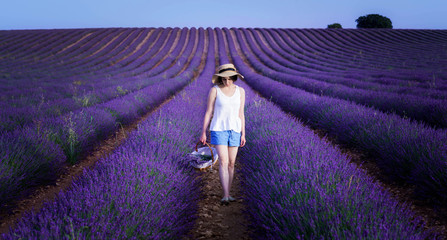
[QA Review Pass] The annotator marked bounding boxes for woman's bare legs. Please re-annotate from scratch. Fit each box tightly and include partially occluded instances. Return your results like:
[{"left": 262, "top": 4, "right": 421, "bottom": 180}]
[
  {"left": 216, "top": 145, "right": 239, "bottom": 199},
  {"left": 217, "top": 145, "right": 230, "bottom": 198},
  {"left": 228, "top": 146, "right": 239, "bottom": 194}
]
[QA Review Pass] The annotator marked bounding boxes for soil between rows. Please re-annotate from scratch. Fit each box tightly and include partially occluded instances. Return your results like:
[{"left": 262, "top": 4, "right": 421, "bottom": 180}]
[{"left": 185, "top": 161, "right": 252, "bottom": 240}]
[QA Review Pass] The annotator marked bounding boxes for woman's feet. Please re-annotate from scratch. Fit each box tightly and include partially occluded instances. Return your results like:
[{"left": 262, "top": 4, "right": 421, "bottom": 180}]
[
  {"left": 221, "top": 197, "right": 229, "bottom": 205},
  {"left": 221, "top": 196, "right": 236, "bottom": 205}
]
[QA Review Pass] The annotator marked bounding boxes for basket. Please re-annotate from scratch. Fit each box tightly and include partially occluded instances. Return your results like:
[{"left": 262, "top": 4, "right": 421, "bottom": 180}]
[{"left": 188, "top": 141, "right": 219, "bottom": 171}]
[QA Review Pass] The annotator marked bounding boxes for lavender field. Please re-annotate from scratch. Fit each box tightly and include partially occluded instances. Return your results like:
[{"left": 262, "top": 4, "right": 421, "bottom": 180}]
[{"left": 1, "top": 27, "right": 446, "bottom": 239}]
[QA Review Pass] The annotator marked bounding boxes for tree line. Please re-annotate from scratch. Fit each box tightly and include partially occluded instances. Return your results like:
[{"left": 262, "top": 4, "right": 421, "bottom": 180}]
[{"left": 328, "top": 14, "right": 393, "bottom": 29}]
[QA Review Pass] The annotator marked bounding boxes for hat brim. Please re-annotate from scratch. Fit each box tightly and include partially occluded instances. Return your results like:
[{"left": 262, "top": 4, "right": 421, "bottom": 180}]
[{"left": 211, "top": 71, "right": 244, "bottom": 84}]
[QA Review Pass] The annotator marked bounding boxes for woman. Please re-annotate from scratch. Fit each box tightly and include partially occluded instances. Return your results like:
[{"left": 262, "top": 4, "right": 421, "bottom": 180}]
[{"left": 200, "top": 63, "right": 246, "bottom": 205}]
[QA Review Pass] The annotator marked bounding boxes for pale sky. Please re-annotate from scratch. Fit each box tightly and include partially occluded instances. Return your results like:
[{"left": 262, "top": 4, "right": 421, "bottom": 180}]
[{"left": 1, "top": 0, "right": 446, "bottom": 30}]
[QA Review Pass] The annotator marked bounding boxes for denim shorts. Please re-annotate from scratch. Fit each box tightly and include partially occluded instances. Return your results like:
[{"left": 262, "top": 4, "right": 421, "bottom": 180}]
[{"left": 210, "top": 130, "right": 241, "bottom": 147}]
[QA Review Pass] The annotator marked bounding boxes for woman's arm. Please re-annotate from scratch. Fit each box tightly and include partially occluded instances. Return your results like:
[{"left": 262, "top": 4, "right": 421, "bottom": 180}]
[
  {"left": 239, "top": 87, "right": 246, "bottom": 147},
  {"left": 200, "top": 87, "right": 217, "bottom": 144}
]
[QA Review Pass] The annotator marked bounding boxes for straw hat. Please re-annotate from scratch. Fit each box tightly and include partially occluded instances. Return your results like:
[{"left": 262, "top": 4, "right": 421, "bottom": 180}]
[{"left": 211, "top": 63, "right": 244, "bottom": 84}]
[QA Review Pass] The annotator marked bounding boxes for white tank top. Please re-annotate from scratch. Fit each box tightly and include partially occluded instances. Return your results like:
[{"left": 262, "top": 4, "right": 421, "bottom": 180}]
[{"left": 210, "top": 85, "right": 242, "bottom": 133}]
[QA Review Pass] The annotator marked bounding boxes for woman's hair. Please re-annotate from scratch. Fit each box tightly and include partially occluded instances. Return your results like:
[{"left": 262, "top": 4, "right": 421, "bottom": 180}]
[{"left": 216, "top": 75, "right": 238, "bottom": 85}]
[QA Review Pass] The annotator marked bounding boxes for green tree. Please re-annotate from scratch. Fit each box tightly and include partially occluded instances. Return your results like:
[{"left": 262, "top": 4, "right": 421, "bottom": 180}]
[
  {"left": 356, "top": 14, "right": 392, "bottom": 28},
  {"left": 327, "top": 23, "right": 342, "bottom": 29}
]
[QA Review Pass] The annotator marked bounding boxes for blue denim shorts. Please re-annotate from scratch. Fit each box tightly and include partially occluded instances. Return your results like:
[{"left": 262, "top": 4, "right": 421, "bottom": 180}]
[{"left": 210, "top": 130, "right": 241, "bottom": 147}]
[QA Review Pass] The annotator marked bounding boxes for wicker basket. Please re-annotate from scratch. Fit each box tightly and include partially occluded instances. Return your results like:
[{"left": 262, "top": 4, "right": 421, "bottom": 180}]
[{"left": 189, "top": 141, "right": 219, "bottom": 171}]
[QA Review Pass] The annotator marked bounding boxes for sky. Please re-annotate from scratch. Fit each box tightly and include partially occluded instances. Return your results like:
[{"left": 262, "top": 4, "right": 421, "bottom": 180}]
[{"left": 1, "top": 0, "right": 446, "bottom": 30}]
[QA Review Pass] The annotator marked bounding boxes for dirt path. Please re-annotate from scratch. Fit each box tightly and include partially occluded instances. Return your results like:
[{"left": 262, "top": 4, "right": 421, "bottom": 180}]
[
  {"left": 183, "top": 28, "right": 251, "bottom": 240},
  {"left": 185, "top": 160, "right": 252, "bottom": 240}
]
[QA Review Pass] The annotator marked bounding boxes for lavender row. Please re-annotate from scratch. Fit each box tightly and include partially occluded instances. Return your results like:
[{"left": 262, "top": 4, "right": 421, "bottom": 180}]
[
  {"left": 284, "top": 28, "right": 385, "bottom": 70},
  {"left": 107, "top": 28, "right": 167, "bottom": 73},
  {"left": 247, "top": 28, "right": 447, "bottom": 93},
  {"left": 0, "top": 28, "right": 205, "bottom": 208},
  {"left": 332, "top": 29, "right": 447, "bottom": 59},
  {"left": 12, "top": 28, "right": 116, "bottom": 71},
  {"left": 0, "top": 29, "right": 89, "bottom": 81},
  {"left": 65, "top": 27, "right": 179, "bottom": 80},
  {"left": 253, "top": 28, "right": 447, "bottom": 95},
  {"left": 2, "top": 28, "right": 161, "bottom": 82},
  {"left": 0, "top": 30, "right": 63, "bottom": 60},
  {"left": 0, "top": 67, "right": 186, "bottom": 207},
  {"left": 88, "top": 28, "right": 156, "bottom": 73},
  {"left": 91, "top": 28, "right": 193, "bottom": 91},
  {"left": 225, "top": 29, "right": 447, "bottom": 205},
  {"left": 294, "top": 28, "right": 404, "bottom": 67},
  {"left": 1, "top": 28, "right": 171, "bottom": 98},
  {"left": 76, "top": 27, "right": 194, "bottom": 100},
  {"left": 282, "top": 29, "right": 447, "bottom": 84},
  {"left": 26, "top": 29, "right": 90, "bottom": 59},
  {"left": 241, "top": 27, "right": 447, "bottom": 117},
  {"left": 1, "top": 28, "right": 118, "bottom": 78},
  {"left": 293, "top": 28, "right": 447, "bottom": 72},
  {"left": 0, "top": 30, "right": 56, "bottom": 57},
  {"left": 2, "top": 27, "right": 444, "bottom": 113},
  {"left": 216, "top": 28, "right": 230, "bottom": 64},
  {"left": 218, "top": 30, "right": 432, "bottom": 235},
  {"left": 235, "top": 28, "right": 447, "bottom": 128},
  {"left": 3, "top": 28, "right": 146, "bottom": 83},
  {"left": 63, "top": 29, "right": 142, "bottom": 71},
  {"left": 268, "top": 28, "right": 364, "bottom": 72},
  {"left": 272, "top": 28, "right": 447, "bottom": 89},
  {"left": 104, "top": 28, "right": 173, "bottom": 75},
  {"left": 44, "top": 28, "right": 154, "bottom": 78},
  {"left": 41, "top": 28, "right": 120, "bottom": 67},
  {"left": 4, "top": 28, "right": 130, "bottom": 78},
  {"left": 307, "top": 28, "right": 447, "bottom": 80},
  {"left": 246, "top": 70, "right": 447, "bottom": 204},
  {"left": 128, "top": 29, "right": 188, "bottom": 77},
  {"left": 0, "top": 28, "right": 113, "bottom": 82},
  {"left": 265, "top": 28, "right": 430, "bottom": 91},
  {"left": 0, "top": 29, "right": 84, "bottom": 57},
  {"left": 0, "top": 128, "right": 67, "bottom": 209},
  {"left": 1, "top": 28, "right": 194, "bottom": 132},
  {"left": 2, "top": 27, "right": 214, "bottom": 240},
  {"left": 275, "top": 28, "right": 434, "bottom": 82},
  {"left": 260, "top": 28, "right": 447, "bottom": 99},
  {"left": 238, "top": 95, "right": 431, "bottom": 239}
]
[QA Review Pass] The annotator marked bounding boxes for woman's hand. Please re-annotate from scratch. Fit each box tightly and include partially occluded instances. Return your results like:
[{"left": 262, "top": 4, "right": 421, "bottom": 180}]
[
  {"left": 240, "top": 134, "right": 246, "bottom": 147},
  {"left": 200, "top": 132, "right": 207, "bottom": 145}
]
